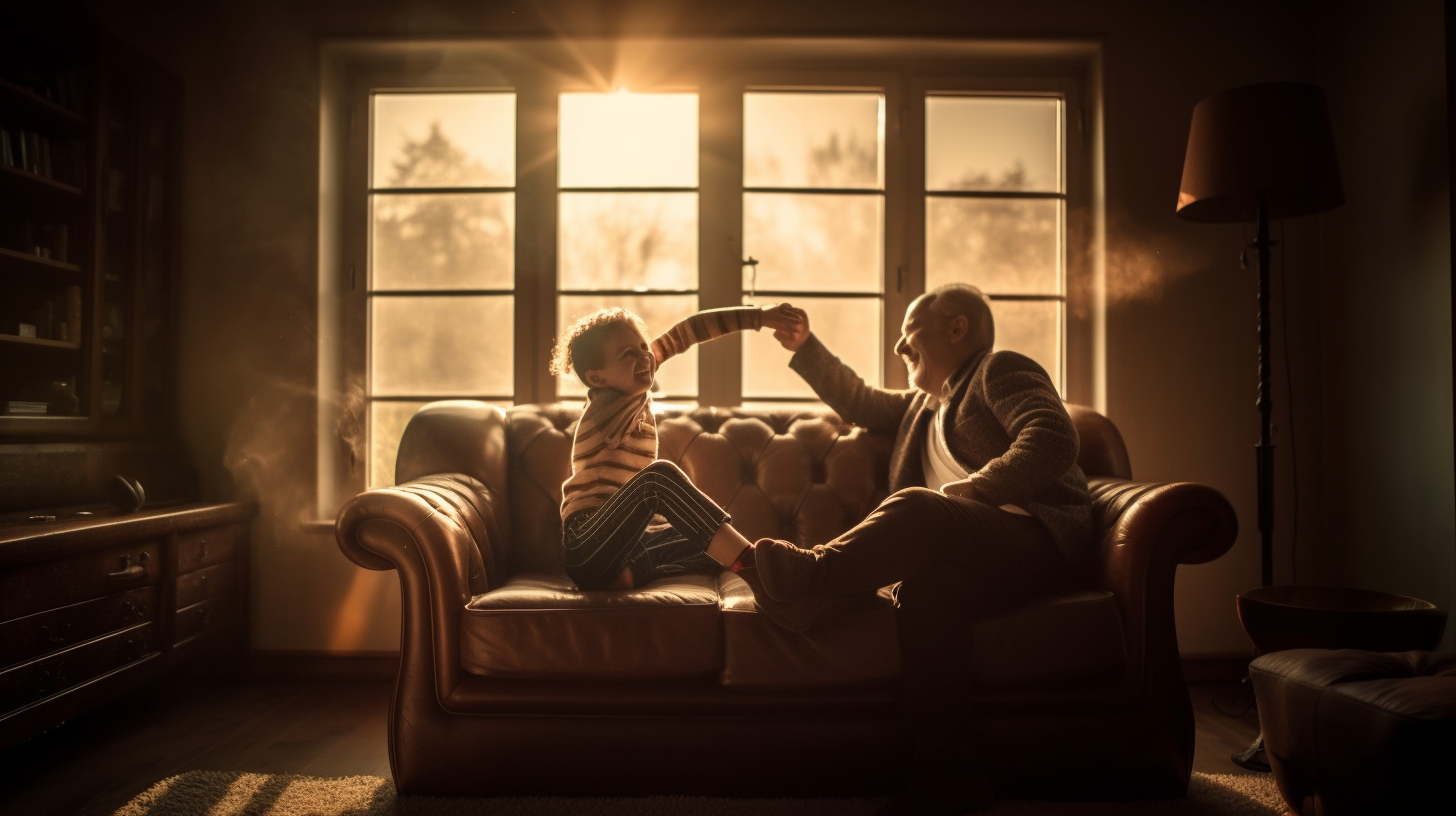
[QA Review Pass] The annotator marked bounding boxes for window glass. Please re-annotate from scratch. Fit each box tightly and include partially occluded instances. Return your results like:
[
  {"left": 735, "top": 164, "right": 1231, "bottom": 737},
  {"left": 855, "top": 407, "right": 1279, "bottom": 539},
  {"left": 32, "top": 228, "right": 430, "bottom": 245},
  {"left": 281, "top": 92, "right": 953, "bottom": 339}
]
[
  {"left": 372, "top": 93, "right": 515, "bottom": 188},
  {"left": 367, "top": 92, "right": 517, "bottom": 488},
  {"left": 559, "top": 93, "right": 698, "bottom": 188},
  {"left": 744, "top": 92, "right": 884, "bottom": 189},
  {"left": 988, "top": 299, "right": 1062, "bottom": 384},
  {"left": 558, "top": 192, "right": 697, "bottom": 291},
  {"left": 925, "top": 197, "right": 1061, "bottom": 295},
  {"left": 371, "top": 295, "right": 514, "bottom": 396},
  {"left": 370, "top": 192, "right": 515, "bottom": 290},
  {"left": 743, "top": 192, "right": 882, "bottom": 294},
  {"left": 368, "top": 399, "right": 428, "bottom": 490},
  {"left": 743, "top": 296, "right": 881, "bottom": 399},
  {"left": 742, "top": 91, "right": 885, "bottom": 399},
  {"left": 925, "top": 96, "right": 1061, "bottom": 193}
]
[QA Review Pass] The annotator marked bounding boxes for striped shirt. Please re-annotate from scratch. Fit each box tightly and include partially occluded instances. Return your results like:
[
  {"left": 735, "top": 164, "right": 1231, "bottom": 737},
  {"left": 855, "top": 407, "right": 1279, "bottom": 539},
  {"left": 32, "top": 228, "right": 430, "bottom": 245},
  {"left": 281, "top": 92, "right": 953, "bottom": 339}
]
[{"left": 560, "top": 307, "right": 764, "bottom": 521}]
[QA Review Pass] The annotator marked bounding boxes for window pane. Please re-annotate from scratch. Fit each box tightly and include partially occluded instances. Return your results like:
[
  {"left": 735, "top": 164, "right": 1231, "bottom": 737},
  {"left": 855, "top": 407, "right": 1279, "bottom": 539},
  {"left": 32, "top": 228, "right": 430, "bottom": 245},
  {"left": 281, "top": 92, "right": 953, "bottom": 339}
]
[
  {"left": 743, "top": 192, "right": 882, "bottom": 294},
  {"left": 372, "top": 93, "right": 515, "bottom": 189},
  {"left": 744, "top": 92, "right": 884, "bottom": 189},
  {"left": 559, "top": 93, "right": 697, "bottom": 188},
  {"left": 743, "top": 297, "right": 881, "bottom": 399},
  {"left": 369, "top": 399, "right": 428, "bottom": 489},
  {"left": 926, "top": 96, "right": 1061, "bottom": 193},
  {"left": 989, "top": 299, "right": 1062, "bottom": 388},
  {"left": 371, "top": 192, "right": 514, "bottom": 290},
  {"left": 557, "top": 294, "right": 698, "bottom": 399},
  {"left": 558, "top": 193, "right": 697, "bottom": 291},
  {"left": 926, "top": 198, "right": 1061, "bottom": 295},
  {"left": 371, "top": 295, "right": 513, "bottom": 396}
]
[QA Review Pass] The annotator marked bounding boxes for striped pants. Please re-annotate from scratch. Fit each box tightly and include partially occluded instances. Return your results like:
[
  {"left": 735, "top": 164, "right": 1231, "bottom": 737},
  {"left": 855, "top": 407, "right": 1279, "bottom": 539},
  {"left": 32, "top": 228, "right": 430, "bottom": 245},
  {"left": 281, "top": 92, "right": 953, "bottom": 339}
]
[{"left": 562, "top": 460, "right": 731, "bottom": 590}]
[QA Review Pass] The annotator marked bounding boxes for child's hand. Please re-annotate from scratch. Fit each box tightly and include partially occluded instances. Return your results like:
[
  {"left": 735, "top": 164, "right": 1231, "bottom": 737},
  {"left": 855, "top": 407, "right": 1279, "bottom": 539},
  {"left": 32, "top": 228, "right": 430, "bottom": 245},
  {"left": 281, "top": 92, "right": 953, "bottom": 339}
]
[{"left": 761, "top": 303, "right": 809, "bottom": 352}]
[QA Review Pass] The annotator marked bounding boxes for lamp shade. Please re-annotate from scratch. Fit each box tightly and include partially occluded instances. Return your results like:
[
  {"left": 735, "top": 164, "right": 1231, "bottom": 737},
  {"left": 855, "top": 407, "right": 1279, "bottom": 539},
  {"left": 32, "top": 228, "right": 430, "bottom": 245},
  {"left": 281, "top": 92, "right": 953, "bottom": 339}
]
[{"left": 1176, "top": 82, "right": 1343, "bottom": 223}]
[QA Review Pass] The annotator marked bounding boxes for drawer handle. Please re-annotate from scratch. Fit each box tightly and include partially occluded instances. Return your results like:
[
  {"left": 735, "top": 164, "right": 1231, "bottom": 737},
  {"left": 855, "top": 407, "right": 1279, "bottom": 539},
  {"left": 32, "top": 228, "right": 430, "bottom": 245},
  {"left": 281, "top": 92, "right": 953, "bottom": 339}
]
[
  {"left": 122, "top": 600, "right": 148, "bottom": 621},
  {"left": 41, "top": 624, "right": 70, "bottom": 644},
  {"left": 109, "top": 552, "right": 149, "bottom": 579}
]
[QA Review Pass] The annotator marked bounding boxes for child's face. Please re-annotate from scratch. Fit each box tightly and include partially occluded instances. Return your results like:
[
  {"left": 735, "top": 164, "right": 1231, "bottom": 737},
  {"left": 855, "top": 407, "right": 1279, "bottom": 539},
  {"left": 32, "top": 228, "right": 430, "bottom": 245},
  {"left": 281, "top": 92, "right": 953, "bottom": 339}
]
[{"left": 583, "top": 322, "right": 655, "bottom": 396}]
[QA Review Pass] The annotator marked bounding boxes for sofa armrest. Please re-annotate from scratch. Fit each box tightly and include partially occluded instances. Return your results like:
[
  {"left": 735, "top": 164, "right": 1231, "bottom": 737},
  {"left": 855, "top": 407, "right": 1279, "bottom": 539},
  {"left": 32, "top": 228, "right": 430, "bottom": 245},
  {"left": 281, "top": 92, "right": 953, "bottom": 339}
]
[
  {"left": 1089, "top": 478, "right": 1238, "bottom": 691},
  {"left": 336, "top": 473, "right": 505, "bottom": 697}
]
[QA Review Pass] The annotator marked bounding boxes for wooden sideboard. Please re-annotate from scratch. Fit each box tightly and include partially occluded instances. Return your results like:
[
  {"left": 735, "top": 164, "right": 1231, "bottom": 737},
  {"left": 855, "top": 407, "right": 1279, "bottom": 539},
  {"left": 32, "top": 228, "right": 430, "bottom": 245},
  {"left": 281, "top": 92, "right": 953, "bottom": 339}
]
[{"left": 0, "top": 502, "right": 252, "bottom": 749}]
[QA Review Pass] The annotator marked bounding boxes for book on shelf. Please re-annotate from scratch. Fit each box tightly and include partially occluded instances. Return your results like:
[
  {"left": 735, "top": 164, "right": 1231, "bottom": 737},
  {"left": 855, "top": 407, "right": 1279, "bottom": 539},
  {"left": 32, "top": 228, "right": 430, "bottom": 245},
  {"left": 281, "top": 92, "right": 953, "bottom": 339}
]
[
  {"left": 65, "top": 285, "right": 82, "bottom": 343},
  {"left": 4, "top": 401, "right": 48, "bottom": 415}
]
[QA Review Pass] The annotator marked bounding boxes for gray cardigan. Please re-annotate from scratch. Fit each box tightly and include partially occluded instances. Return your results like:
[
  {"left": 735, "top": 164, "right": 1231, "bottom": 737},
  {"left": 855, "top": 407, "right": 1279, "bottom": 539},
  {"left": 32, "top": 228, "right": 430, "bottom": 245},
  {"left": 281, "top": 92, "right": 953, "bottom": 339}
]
[{"left": 790, "top": 334, "right": 1094, "bottom": 565}]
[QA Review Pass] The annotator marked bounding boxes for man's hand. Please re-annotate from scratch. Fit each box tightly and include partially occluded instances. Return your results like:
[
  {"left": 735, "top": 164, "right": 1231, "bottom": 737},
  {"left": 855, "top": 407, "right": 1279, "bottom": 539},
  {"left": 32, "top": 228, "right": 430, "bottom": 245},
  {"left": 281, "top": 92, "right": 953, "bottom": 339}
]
[{"left": 763, "top": 303, "right": 809, "bottom": 352}]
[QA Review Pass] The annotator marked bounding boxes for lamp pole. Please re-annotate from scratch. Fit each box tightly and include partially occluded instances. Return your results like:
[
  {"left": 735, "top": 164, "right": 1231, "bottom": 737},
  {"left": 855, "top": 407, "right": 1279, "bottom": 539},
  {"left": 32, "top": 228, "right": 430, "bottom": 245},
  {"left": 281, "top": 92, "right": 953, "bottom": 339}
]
[{"left": 1254, "top": 196, "right": 1276, "bottom": 588}]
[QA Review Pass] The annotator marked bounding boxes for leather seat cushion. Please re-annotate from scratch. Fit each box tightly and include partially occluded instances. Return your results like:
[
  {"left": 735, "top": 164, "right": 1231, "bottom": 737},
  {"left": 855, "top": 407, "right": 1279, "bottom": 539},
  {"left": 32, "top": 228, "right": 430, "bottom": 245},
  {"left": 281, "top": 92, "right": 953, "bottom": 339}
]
[
  {"left": 1250, "top": 649, "right": 1456, "bottom": 815},
  {"left": 461, "top": 572, "right": 722, "bottom": 679},
  {"left": 719, "top": 573, "right": 902, "bottom": 688},
  {"left": 965, "top": 589, "right": 1127, "bottom": 685},
  {"left": 719, "top": 581, "right": 1125, "bottom": 689}
]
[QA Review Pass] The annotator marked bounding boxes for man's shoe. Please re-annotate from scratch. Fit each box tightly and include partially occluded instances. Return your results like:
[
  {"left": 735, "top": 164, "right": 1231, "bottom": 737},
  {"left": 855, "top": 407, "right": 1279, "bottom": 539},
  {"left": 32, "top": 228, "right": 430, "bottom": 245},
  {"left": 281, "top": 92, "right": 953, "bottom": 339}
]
[
  {"left": 875, "top": 766, "right": 995, "bottom": 816},
  {"left": 753, "top": 538, "right": 823, "bottom": 599},
  {"left": 735, "top": 564, "right": 825, "bottom": 632}
]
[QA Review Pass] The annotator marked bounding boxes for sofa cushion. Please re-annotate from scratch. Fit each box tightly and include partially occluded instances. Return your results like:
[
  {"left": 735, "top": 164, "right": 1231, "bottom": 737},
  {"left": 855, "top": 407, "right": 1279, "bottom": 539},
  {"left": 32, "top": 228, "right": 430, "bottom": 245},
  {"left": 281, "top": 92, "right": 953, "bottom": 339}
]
[
  {"left": 719, "top": 573, "right": 901, "bottom": 688},
  {"left": 461, "top": 572, "right": 722, "bottom": 679},
  {"left": 965, "top": 590, "right": 1127, "bottom": 685}
]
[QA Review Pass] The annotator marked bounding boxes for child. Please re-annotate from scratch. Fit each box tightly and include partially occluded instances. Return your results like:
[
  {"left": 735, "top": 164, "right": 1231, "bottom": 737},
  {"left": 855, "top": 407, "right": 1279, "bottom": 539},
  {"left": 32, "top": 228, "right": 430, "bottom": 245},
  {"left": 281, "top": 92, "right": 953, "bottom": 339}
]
[{"left": 550, "top": 304, "right": 799, "bottom": 590}]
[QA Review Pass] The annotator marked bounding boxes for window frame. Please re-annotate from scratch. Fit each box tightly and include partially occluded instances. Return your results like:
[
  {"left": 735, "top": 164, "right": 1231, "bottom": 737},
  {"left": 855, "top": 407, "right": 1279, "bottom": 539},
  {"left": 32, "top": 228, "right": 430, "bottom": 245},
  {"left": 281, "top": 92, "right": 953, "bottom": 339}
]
[{"left": 317, "top": 38, "right": 1102, "bottom": 511}]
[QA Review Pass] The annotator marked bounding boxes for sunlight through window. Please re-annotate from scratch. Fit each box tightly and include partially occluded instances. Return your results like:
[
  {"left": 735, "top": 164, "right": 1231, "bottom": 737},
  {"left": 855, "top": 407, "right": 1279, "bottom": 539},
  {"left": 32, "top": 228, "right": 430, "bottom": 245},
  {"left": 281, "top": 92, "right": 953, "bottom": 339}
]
[
  {"left": 557, "top": 92, "right": 701, "bottom": 399},
  {"left": 366, "top": 91, "right": 517, "bottom": 488},
  {"left": 925, "top": 95, "right": 1065, "bottom": 384},
  {"left": 742, "top": 91, "right": 885, "bottom": 400}
]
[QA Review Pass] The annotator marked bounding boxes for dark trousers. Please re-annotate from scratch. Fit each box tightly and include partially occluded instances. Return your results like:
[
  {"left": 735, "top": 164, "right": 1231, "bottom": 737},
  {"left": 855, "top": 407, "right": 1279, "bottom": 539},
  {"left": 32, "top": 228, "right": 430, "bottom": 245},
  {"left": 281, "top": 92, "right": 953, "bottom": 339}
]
[
  {"left": 562, "top": 460, "right": 730, "bottom": 590},
  {"left": 800, "top": 487, "right": 1081, "bottom": 767}
]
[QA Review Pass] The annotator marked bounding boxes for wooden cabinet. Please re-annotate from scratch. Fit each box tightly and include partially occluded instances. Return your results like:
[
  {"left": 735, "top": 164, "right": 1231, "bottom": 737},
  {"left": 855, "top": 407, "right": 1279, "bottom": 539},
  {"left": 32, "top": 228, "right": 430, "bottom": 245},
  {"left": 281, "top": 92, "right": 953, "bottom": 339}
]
[
  {"left": 1, "top": 5, "right": 178, "bottom": 437},
  {"left": 0, "top": 503, "right": 252, "bottom": 749}
]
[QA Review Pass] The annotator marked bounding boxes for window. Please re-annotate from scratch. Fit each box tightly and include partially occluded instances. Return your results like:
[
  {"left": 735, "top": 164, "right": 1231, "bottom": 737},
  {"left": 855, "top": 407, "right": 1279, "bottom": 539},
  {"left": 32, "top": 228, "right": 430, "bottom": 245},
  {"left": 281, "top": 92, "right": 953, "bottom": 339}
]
[
  {"left": 322, "top": 40, "right": 1098, "bottom": 496},
  {"left": 925, "top": 94, "right": 1066, "bottom": 383},
  {"left": 365, "top": 92, "right": 516, "bottom": 484},
  {"left": 740, "top": 91, "right": 885, "bottom": 400},
  {"left": 557, "top": 92, "right": 700, "bottom": 400}
]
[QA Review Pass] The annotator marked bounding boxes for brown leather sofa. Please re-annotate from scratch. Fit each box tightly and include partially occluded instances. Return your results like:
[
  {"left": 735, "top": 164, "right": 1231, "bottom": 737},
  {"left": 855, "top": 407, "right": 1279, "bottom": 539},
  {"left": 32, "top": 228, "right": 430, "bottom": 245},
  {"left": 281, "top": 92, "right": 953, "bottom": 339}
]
[{"left": 335, "top": 400, "right": 1236, "bottom": 798}]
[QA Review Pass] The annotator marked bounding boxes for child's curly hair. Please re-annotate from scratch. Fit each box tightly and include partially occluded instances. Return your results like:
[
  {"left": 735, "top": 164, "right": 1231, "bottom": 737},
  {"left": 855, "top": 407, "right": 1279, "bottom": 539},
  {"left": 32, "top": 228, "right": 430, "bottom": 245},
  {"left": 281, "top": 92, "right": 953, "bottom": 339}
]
[{"left": 549, "top": 307, "right": 648, "bottom": 380}]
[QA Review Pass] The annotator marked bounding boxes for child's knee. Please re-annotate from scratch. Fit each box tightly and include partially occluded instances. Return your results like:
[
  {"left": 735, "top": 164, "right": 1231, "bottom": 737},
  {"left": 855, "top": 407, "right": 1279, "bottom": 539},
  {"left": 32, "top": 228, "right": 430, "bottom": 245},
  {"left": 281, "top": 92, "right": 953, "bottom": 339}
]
[{"left": 644, "top": 459, "right": 687, "bottom": 480}]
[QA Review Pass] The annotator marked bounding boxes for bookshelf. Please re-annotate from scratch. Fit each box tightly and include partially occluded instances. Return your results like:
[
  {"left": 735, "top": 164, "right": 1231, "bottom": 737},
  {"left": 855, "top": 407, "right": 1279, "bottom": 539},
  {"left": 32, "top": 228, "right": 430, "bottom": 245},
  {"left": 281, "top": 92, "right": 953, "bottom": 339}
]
[{"left": 0, "top": 7, "right": 178, "bottom": 438}]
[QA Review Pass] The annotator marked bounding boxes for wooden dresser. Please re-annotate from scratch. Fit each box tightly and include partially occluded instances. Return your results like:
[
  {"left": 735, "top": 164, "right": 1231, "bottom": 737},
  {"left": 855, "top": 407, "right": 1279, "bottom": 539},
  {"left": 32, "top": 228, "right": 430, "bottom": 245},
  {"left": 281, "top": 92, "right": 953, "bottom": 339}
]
[{"left": 0, "top": 502, "right": 252, "bottom": 749}]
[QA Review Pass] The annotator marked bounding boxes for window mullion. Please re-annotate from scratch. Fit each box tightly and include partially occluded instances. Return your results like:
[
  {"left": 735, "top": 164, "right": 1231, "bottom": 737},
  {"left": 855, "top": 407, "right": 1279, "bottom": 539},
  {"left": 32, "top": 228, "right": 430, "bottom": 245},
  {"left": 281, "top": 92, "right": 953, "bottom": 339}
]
[
  {"left": 883, "top": 75, "right": 912, "bottom": 391},
  {"left": 516, "top": 81, "right": 558, "bottom": 404},
  {"left": 697, "top": 77, "right": 745, "bottom": 406}
]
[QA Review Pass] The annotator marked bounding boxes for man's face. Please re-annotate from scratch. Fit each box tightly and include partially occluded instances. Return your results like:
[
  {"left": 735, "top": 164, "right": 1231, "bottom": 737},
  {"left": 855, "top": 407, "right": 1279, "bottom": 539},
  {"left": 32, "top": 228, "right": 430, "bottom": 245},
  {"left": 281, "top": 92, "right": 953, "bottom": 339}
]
[
  {"left": 894, "top": 297, "right": 963, "bottom": 394},
  {"left": 584, "top": 322, "right": 655, "bottom": 396}
]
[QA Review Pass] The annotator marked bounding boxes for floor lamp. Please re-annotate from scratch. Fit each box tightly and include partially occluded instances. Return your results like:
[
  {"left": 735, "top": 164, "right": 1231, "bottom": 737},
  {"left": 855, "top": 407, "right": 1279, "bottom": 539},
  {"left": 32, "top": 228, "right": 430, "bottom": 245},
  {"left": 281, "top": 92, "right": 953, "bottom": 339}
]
[
  {"left": 1176, "top": 82, "right": 1344, "bottom": 772},
  {"left": 1176, "top": 81, "right": 1344, "bottom": 586}
]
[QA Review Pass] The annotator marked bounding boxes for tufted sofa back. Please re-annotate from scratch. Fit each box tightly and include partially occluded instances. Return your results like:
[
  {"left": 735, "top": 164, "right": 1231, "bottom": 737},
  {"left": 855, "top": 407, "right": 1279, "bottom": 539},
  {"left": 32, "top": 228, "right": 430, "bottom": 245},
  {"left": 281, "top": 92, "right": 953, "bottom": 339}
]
[{"left": 394, "top": 400, "right": 1131, "bottom": 586}]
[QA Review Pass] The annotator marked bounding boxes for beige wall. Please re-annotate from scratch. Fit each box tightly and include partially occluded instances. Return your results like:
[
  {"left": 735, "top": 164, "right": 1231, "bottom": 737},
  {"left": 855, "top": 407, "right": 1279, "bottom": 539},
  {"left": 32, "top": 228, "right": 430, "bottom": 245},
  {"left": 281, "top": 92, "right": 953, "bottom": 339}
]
[{"left": 88, "top": 0, "right": 1453, "bottom": 655}]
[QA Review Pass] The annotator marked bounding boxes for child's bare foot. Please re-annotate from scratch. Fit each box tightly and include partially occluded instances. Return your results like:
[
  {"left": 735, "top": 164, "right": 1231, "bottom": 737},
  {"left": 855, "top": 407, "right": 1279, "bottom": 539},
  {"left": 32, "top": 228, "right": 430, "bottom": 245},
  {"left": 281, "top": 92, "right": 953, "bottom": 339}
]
[{"left": 606, "top": 567, "right": 634, "bottom": 590}]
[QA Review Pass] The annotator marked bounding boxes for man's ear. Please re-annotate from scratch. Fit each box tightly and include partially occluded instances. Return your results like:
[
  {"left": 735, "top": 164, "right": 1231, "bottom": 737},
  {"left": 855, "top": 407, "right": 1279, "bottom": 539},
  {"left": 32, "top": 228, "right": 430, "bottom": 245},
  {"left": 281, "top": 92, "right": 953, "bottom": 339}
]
[{"left": 947, "top": 314, "right": 970, "bottom": 344}]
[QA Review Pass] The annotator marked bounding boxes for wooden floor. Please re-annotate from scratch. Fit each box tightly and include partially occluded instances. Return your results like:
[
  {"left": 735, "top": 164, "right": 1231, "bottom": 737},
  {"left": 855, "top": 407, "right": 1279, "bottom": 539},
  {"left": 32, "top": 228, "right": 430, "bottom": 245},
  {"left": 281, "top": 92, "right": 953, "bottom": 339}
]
[{"left": 0, "top": 677, "right": 1263, "bottom": 816}]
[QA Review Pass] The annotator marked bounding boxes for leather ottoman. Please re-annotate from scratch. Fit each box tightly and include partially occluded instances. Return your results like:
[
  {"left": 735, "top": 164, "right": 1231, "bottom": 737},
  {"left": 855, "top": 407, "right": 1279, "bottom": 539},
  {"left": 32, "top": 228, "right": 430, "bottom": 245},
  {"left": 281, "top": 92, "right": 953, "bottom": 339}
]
[{"left": 1249, "top": 649, "right": 1456, "bottom": 815}]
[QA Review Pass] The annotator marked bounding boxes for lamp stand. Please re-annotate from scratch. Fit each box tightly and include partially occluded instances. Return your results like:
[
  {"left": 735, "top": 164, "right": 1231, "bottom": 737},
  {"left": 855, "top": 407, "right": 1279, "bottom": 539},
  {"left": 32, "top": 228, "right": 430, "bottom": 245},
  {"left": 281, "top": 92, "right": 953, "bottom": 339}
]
[
  {"left": 1232, "top": 197, "right": 1280, "bottom": 774},
  {"left": 1254, "top": 197, "right": 1276, "bottom": 588}
]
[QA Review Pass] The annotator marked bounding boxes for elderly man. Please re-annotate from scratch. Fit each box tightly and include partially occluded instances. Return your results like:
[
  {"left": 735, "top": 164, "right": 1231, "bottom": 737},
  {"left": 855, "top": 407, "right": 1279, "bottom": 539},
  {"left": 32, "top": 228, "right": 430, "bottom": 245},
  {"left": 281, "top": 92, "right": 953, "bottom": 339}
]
[{"left": 738, "top": 283, "right": 1093, "bottom": 815}]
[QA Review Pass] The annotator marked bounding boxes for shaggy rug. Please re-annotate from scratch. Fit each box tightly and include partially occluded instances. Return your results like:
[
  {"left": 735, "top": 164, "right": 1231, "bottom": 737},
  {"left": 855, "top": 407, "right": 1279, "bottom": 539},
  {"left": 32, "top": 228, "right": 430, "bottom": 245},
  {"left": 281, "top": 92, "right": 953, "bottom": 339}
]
[{"left": 112, "top": 771, "right": 1290, "bottom": 815}]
